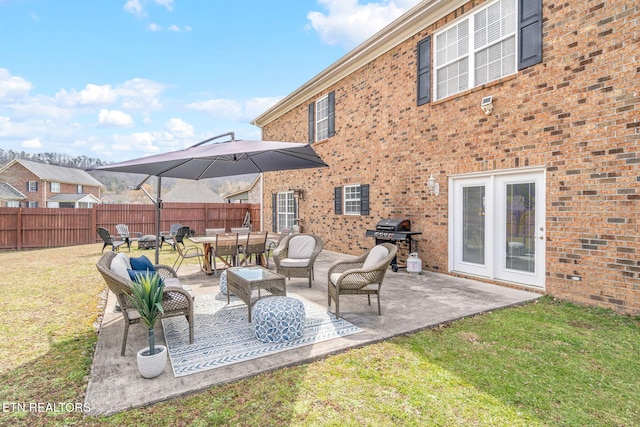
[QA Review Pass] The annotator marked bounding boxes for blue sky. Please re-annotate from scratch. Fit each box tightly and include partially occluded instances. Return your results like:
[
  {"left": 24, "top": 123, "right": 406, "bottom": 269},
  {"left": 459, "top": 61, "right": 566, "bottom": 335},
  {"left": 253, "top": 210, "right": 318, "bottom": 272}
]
[{"left": 0, "top": 0, "right": 420, "bottom": 162}]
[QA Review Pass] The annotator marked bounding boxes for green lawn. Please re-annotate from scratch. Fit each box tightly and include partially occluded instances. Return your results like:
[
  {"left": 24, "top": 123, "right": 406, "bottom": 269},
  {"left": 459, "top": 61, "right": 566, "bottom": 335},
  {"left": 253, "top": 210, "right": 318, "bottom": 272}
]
[{"left": 0, "top": 244, "right": 638, "bottom": 426}]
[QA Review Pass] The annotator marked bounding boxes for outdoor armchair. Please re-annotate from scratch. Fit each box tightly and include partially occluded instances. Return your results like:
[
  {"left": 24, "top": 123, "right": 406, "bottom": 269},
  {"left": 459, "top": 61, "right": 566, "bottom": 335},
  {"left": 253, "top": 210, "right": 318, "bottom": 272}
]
[
  {"left": 97, "top": 227, "right": 128, "bottom": 252},
  {"left": 327, "top": 243, "right": 398, "bottom": 318},
  {"left": 96, "top": 251, "right": 194, "bottom": 356},
  {"left": 273, "top": 234, "right": 324, "bottom": 287},
  {"left": 115, "top": 224, "right": 142, "bottom": 250},
  {"left": 162, "top": 223, "right": 183, "bottom": 250}
]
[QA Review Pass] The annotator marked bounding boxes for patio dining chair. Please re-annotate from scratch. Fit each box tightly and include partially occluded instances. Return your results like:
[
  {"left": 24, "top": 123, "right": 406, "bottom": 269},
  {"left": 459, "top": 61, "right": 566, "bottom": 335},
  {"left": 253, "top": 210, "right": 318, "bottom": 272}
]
[
  {"left": 97, "top": 227, "right": 128, "bottom": 252},
  {"left": 327, "top": 243, "right": 398, "bottom": 318},
  {"left": 172, "top": 226, "right": 205, "bottom": 272},
  {"left": 238, "top": 232, "right": 268, "bottom": 267},
  {"left": 211, "top": 232, "right": 239, "bottom": 276}
]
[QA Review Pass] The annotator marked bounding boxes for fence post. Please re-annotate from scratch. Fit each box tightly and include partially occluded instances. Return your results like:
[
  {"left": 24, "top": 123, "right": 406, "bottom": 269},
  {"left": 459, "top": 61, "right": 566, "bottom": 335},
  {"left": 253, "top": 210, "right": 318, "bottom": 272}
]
[
  {"left": 16, "top": 208, "right": 22, "bottom": 250},
  {"left": 91, "top": 205, "right": 97, "bottom": 244}
]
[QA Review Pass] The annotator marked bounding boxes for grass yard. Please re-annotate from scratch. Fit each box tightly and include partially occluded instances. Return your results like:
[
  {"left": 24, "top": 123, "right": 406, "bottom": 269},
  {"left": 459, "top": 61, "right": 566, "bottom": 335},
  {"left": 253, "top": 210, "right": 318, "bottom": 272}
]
[{"left": 0, "top": 244, "right": 639, "bottom": 426}]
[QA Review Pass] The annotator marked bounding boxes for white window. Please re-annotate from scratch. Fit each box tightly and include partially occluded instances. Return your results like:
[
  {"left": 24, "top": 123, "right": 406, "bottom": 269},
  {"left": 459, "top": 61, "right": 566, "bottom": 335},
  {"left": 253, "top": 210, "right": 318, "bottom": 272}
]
[
  {"left": 344, "top": 185, "right": 361, "bottom": 215},
  {"left": 435, "top": 0, "right": 516, "bottom": 100},
  {"left": 77, "top": 185, "right": 83, "bottom": 194},
  {"left": 277, "top": 191, "right": 295, "bottom": 232},
  {"left": 7, "top": 201, "right": 19, "bottom": 208},
  {"left": 27, "top": 201, "right": 38, "bottom": 208},
  {"left": 315, "top": 95, "right": 329, "bottom": 141},
  {"left": 50, "top": 182, "right": 60, "bottom": 193},
  {"left": 28, "top": 181, "right": 37, "bottom": 192}
]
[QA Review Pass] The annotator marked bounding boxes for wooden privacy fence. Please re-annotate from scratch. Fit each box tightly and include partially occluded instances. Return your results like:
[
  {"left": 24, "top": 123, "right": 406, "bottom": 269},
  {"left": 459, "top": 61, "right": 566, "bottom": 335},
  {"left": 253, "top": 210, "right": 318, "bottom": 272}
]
[{"left": 0, "top": 202, "right": 261, "bottom": 250}]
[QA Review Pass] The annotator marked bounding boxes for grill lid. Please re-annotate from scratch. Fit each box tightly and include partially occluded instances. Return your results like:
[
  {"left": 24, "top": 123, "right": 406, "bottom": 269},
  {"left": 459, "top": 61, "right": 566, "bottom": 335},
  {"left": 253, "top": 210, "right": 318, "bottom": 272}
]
[{"left": 375, "top": 218, "right": 411, "bottom": 232}]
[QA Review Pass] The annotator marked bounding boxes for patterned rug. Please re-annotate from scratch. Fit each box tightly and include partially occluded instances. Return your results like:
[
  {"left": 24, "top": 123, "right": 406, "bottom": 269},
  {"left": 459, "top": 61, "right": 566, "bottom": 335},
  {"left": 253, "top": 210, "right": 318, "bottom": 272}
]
[{"left": 162, "top": 292, "right": 364, "bottom": 377}]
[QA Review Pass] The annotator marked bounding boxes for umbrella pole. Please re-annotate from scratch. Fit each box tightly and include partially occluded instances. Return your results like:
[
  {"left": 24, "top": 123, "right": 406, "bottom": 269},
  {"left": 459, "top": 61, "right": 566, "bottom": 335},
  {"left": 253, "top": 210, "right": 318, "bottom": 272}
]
[{"left": 154, "top": 176, "right": 162, "bottom": 265}]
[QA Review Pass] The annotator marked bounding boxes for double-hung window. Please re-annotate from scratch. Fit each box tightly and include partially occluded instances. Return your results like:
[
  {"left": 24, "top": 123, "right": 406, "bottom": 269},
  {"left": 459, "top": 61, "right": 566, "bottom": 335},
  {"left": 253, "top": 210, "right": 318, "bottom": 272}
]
[
  {"left": 435, "top": 0, "right": 516, "bottom": 100},
  {"left": 334, "top": 184, "right": 369, "bottom": 216},
  {"left": 77, "top": 185, "right": 83, "bottom": 194},
  {"left": 27, "top": 181, "right": 38, "bottom": 192},
  {"left": 422, "top": 0, "right": 542, "bottom": 103},
  {"left": 308, "top": 91, "right": 335, "bottom": 143},
  {"left": 50, "top": 182, "right": 60, "bottom": 193}
]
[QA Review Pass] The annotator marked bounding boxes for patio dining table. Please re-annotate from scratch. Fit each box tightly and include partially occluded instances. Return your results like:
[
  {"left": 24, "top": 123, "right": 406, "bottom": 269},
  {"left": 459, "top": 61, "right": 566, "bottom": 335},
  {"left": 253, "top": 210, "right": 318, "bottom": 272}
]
[{"left": 189, "top": 234, "right": 247, "bottom": 274}]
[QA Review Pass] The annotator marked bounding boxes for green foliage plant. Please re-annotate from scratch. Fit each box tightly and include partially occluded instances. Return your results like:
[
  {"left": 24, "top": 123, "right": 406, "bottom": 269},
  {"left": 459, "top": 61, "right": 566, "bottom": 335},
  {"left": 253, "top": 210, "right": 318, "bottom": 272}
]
[{"left": 128, "top": 271, "right": 165, "bottom": 355}]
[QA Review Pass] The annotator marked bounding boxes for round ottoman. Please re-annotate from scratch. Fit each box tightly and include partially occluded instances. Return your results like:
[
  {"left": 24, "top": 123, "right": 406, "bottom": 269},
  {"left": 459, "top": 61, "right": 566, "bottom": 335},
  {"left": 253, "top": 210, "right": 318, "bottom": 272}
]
[
  {"left": 252, "top": 296, "right": 305, "bottom": 343},
  {"left": 218, "top": 270, "right": 231, "bottom": 296}
]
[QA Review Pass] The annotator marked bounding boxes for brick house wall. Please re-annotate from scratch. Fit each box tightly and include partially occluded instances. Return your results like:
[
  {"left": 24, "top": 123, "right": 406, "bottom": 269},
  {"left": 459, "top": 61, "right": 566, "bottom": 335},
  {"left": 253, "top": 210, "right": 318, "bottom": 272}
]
[
  {"left": 1, "top": 162, "right": 101, "bottom": 206},
  {"left": 257, "top": 0, "right": 639, "bottom": 315}
]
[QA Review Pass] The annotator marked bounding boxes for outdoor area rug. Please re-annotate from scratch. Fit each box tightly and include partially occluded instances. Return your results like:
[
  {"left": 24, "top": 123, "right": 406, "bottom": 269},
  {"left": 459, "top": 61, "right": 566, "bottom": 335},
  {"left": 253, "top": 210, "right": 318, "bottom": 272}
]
[{"left": 162, "top": 292, "right": 364, "bottom": 377}]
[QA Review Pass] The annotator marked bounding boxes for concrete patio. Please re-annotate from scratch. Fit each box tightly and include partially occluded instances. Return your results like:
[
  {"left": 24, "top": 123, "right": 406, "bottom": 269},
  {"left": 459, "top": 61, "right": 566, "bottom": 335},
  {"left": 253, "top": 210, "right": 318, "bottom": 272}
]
[{"left": 85, "top": 250, "right": 540, "bottom": 416}]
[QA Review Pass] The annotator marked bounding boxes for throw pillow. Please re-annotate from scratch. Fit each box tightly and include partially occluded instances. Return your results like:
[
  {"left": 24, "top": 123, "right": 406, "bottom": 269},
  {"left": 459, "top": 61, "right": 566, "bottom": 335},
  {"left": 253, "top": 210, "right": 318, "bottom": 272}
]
[
  {"left": 110, "top": 252, "right": 132, "bottom": 280},
  {"left": 127, "top": 269, "right": 164, "bottom": 286},
  {"left": 130, "top": 255, "right": 156, "bottom": 272}
]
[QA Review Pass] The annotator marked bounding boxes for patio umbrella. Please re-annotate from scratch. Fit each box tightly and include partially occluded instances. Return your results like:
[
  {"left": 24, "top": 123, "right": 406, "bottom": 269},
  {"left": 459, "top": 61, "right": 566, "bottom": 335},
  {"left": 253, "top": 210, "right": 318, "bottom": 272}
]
[{"left": 90, "top": 132, "right": 328, "bottom": 263}]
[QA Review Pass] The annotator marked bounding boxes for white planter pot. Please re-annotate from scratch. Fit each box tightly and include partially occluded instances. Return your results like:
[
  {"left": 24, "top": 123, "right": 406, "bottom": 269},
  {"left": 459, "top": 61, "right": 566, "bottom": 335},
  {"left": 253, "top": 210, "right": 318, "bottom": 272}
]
[{"left": 136, "top": 345, "right": 167, "bottom": 379}]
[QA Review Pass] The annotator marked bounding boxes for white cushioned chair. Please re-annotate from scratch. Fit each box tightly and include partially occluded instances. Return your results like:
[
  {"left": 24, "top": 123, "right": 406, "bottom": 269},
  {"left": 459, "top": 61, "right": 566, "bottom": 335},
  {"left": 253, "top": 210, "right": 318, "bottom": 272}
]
[
  {"left": 327, "top": 243, "right": 398, "bottom": 318},
  {"left": 273, "top": 234, "right": 324, "bottom": 287}
]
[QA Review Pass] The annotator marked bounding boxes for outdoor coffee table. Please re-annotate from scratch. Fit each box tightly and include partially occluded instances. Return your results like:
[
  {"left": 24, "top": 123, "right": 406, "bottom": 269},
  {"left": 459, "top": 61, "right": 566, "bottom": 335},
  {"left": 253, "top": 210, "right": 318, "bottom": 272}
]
[{"left": 226, "top": 266, "right": 287, "bottom": 322}]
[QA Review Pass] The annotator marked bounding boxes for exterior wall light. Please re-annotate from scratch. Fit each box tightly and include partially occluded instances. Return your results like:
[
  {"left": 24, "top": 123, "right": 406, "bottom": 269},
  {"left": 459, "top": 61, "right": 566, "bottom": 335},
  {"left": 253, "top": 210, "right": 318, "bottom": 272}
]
[
  {"left": 481, "top": 95, "right": 493, "bottom": 115},
  {"left": 427, "top": 174, "right": 439, "bottom": 196}
]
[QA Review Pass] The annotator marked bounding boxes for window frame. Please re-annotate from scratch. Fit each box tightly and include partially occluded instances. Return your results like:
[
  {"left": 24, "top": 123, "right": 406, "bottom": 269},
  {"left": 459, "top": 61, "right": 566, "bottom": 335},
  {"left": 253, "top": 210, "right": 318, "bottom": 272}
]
[
  {"left": 50, "top": 182, "right": 61, "bottom": 193},
  {"left": 433, "top": 0, "right": 518, "bottom": 100},
  {"left": 77, "top": 185, "right": 83, "bottom": 194},
  {"left": 343, "top": 184, "right": 362, "bottom": 215},
  {"left": 27, "top": 181, "right": 37, "bottom": 192},
  {"left": 276, "top": 191, "right": 295, "bottom": 232},
  {"left": 315, "top": 95, "right": 329, "bottom": 142}
]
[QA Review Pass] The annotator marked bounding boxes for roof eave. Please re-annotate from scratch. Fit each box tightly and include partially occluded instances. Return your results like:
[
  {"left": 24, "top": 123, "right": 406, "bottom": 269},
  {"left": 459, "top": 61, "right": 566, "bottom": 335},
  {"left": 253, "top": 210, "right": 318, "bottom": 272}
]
[{"left": 251, "top": 0, "right": 467, "bottom": 128}]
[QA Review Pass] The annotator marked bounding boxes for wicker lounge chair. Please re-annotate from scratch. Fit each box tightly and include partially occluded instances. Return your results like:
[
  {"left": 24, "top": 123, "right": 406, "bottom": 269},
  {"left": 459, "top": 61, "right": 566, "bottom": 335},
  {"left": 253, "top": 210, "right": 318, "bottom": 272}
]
[
  {"left": 96, "top": 251, "right": 194, "bottom": 356},
  {"left": 327, "top": 243, "right": 398, "bottom": 318},
  {"left": 273, "top": 234, "right": 324, "bottom": 287}
]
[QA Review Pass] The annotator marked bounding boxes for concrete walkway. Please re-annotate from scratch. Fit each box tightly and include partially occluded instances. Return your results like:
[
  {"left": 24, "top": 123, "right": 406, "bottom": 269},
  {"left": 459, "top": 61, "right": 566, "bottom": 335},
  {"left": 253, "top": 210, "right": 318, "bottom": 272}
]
[{"left": 85, "top": 250, "right": 540, "bottom": 415}]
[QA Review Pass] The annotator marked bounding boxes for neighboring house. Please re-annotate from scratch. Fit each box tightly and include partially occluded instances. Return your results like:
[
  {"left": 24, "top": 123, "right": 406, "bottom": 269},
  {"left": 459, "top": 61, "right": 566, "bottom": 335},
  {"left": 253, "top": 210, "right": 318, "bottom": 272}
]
[
  {"left": 162, "top": 180, "right": 225, "bottom": 203},
  {"left": 0, "top": 159, "right": 104, "bottom": 208},
  {"left": 252, "top": 1, "right": 639, "bottom": 315},
  {"left": 0, "top": 182, "right": 27, "bottom": 207},
  {"left": 222, "top": 175, "right": 262, "bottom": 204}
]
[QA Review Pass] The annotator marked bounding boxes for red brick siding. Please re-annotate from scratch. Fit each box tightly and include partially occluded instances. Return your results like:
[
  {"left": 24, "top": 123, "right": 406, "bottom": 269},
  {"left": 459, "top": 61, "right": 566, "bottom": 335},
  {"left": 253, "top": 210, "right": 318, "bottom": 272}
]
[{"left": 261, "top": 0, "right": 639, "bottom": 315}]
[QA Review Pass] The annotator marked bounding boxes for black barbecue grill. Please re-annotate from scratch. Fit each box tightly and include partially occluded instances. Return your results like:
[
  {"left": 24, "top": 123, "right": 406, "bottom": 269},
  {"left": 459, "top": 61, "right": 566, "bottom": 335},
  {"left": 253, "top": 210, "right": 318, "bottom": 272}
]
[{"left": 365, "top": 219, "right": 421, "bottom": 272}]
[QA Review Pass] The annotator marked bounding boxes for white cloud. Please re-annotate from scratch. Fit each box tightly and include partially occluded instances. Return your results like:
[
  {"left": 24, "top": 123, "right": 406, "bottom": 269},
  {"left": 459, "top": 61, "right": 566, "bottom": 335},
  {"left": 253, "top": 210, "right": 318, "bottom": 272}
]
[
  {"left": 165, "top": 118, "right": 194, "bottom": 137},
  {"left": 0, "top": 68, "right": 32, "bottom": 102},
  {"left": 307, "top": 0, "right": 421, "bottom": 49},
  {"left": 98, "top": 109, "right": 134, "bottom": 127},
  {"left": 168, "top": 24, "right": 179, "bottom": 32},
  {"left": 124, "top": 0, "right": 144, "bottom": 17},
  {"left": 187, "top": 99, "right": 243, "bottom": 121},
  {"left": 155, "top": 0, "right": 174, "bottom": 11},
  {"left": 148, "top": 23, "right": 161, "bottom": 31},
  {"left": 22, "top": 137, "right": 43, "bottom": 149},
  {"left": 55, "top": 84, "right": 119, "bottom": 107}
]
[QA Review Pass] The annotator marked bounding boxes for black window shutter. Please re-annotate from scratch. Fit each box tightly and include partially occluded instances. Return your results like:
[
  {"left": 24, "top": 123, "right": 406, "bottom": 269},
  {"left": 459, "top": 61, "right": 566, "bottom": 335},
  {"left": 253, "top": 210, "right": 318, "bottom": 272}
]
[
  {"left": 308, "top": 102, "right": 315, "bottom": 143},
  {"left": 417, "top": 36, "right": 431, "bottom": 106},
  {"left": 360, "top": 184, "right": 370, "bottom": 216},
  {"left": 26, "top": 182, "right": 29, "bottom": 192},
  {"left": 271, "top": 193, "right": 277, "bottom": 232},
  {"left": 328, "top": 91, "right": 335, "bottom": 137},
  {"left": 334, "top": 187, "right": 342, "bottom": 215},
  {"left": 518, "top": 0, "right": 543, "bottom": 70},
  {"left": 35, "top": 181, "right": 38, "bottom": 191}
]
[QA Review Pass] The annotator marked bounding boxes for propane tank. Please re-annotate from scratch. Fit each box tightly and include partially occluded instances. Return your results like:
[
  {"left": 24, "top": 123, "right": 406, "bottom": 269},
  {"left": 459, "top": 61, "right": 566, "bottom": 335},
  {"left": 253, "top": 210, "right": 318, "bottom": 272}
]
[{"left": 406, "top": 252, "right": 423, "bottom": 275}]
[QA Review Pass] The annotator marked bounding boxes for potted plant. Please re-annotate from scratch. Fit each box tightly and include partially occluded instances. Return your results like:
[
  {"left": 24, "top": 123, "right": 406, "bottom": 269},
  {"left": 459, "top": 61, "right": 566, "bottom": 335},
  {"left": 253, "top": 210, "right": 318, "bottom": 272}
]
[{"left": 128, "top": 271, "right": 167, "bottom": 378}]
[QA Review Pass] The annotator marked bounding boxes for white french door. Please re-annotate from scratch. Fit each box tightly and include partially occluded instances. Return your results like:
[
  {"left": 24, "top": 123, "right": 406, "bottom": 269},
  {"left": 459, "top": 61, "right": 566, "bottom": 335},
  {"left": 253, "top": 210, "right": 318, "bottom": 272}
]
[{"left": 449, "top": 169, "right": 545, "bottom": 289}]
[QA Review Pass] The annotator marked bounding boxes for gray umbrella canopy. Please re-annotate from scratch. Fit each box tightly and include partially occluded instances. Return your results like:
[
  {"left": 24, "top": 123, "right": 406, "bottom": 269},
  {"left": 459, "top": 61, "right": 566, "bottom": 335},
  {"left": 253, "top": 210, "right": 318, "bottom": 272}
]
[
  {"left": 94, "top": 133, "right": 328, "bottom": 179},
  {"left": 90, "top": 133, "right": 328, "bottom": 263}
]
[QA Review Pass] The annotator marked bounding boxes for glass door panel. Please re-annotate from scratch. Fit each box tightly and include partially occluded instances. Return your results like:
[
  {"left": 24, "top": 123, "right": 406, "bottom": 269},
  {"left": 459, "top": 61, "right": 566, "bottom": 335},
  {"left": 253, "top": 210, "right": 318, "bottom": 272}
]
[
  {"left": 463, "top": 186, "right": 486, "bottom": 264},
  {"left": 504, "top": 182, "right": 535, "bottom": 273}
]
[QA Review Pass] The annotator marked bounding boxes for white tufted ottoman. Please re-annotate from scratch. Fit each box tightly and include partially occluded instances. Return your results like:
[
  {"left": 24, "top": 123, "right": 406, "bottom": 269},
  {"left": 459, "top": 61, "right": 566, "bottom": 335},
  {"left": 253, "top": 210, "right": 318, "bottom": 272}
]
[{"left": 252, "top": 296, "right": 305, "bottom": 343}]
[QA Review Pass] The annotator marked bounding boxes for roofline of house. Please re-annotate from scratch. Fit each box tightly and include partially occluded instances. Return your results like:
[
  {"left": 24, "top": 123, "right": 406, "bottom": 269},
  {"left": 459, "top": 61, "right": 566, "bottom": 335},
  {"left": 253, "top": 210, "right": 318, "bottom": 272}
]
[
  {"left": 251, "top": 0, "right": 467, "bottom": 128},
  {"left": 221, "top": 174, "right": 261, "bottom": 199},
  {"left": 0, "top": 159, "right": 106, "bottom": 188}
]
